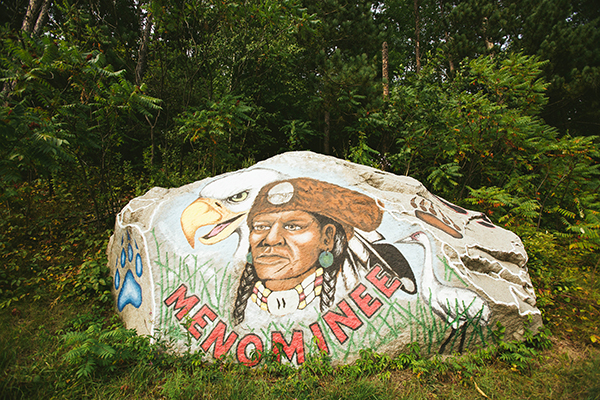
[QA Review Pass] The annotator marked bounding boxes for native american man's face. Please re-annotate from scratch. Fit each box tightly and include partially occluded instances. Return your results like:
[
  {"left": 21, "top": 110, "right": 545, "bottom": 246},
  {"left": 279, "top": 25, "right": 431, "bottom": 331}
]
[{"left": 249, "top": 210, "right": 335, "bottom": 291}]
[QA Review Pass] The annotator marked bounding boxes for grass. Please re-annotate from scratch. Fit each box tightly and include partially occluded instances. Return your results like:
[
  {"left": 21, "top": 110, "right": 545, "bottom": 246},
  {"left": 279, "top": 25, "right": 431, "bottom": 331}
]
[
  {"left": 1, "top": 295, "right": 599, "bottom": 399},
  {"left": 1, "top": 183, "right": 599, "bottom": 399}
]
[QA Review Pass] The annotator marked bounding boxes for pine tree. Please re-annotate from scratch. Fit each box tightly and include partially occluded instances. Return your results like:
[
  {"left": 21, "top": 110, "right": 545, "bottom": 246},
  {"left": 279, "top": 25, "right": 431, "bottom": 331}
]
[
  {"left": 296, "top": 0, "right": 383, "bottom": 155},
  {"left": 514, "top": 0, "right": 600, "bottom": 137}
]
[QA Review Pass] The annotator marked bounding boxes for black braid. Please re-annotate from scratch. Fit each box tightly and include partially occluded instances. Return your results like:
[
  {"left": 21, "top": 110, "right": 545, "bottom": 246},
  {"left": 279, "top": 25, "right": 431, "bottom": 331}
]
[
  {"left": 320, "top": 264, "right": 340, "bottom": 312},
  {"left": 311, "top": 214, "right": 347, "bottom": 313},
  {"left": 233, "top": 262, "right": 259, "bottom": 325}
]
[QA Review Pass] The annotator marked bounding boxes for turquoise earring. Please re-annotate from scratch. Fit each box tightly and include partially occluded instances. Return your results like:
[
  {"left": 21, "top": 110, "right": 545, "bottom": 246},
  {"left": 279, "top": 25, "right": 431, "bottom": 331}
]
[
  {"left": 319, "top": 250, "right": 333, "bottom": 268},
  {"left": 246, "top": 252, "right": 253, "bottom": 264}
]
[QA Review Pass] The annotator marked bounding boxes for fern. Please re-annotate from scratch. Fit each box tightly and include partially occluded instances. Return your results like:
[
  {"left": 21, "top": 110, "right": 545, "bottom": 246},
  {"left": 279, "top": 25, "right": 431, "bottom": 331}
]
[
  {"left": 427, "top": 162, "right": 462, "bottom": 192},
  {"left": 61, "top": 324, "right": 146, "bottom": 378},
  {"left": 551, "top": 200, "right": 600, "bottom": 251},
  {"left": 554, "top": 207, "right": 577, "bottom": 220}
]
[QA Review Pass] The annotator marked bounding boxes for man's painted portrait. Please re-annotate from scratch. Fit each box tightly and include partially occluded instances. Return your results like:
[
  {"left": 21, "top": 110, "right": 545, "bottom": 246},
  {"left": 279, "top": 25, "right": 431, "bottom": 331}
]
[{"left": 233, "top": 178, "right": 417, "bottom": 324}]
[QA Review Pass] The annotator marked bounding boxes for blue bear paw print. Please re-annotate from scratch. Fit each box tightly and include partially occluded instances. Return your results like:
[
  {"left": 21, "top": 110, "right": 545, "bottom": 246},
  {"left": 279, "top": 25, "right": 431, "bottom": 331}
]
[{"left": 114, "top": 231, "right": 143, "bottom": 312}]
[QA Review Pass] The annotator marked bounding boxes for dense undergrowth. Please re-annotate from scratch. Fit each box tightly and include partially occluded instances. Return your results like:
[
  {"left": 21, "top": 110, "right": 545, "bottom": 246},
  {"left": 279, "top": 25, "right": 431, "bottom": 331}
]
[{"left": 1, "top": 179, "right": 599, "bottom": 400}]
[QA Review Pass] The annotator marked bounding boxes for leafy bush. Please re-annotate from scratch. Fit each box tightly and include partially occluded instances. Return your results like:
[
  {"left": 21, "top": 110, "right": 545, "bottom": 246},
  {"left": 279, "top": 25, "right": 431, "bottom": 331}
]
[
  {"left": 384, "top": 52, "right": 600, "bottom": 247},
  {"left": 61, "top": 323, "right": 153, "bottom": 378}
]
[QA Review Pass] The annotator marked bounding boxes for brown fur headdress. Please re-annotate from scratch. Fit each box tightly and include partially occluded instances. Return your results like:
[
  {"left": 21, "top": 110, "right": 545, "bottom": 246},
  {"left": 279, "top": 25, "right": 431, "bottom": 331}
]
[{"left": 247, "top": 178, "right": 383, "bottom": 239}]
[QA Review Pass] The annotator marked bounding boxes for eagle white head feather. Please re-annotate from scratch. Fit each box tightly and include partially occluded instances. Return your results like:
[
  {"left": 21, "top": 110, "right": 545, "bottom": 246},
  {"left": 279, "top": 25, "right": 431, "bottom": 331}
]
[{"left": 180, "top": 168, "right": 286, "bottom": 255}]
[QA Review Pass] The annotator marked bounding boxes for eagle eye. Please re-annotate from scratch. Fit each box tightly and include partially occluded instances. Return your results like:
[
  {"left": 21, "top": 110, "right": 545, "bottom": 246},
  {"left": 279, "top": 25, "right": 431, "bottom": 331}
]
[{"left": 228, "top": 191, "right": 249, "bottom": 203}]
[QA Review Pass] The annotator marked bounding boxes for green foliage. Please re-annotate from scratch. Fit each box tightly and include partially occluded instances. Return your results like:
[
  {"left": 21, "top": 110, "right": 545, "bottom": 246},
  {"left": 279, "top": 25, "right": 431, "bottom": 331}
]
[
  {"left": 298, "top": 344, "right": 334, "bottom": 377},
  {"left": 143, "top": 0, "right": 319, "bottom": 169},
  {"left": 296, "top": 0, "right": 384, "bottom": 155},
  {"left": 383, "top": 51, "right": 599, "bottom": 247},
  {"left": 0, "top": 1, "right": 599, "bottom": 397},
  {"left": 283, "top": 119, "right": 318, "bottom": 151},
  {"left": 61, "top": 321, "right": 158, "bottom": 378},
  {"left": 387, "top": 52, "right": 555, "bottom": 196},
  {"left": 515, "top": 0, "right": 600, "bottom": 138},
  {"left": 255, "top": 343, "right": 297, "bottom": 378},
  {"left": 519, "top": 227, "right": 600, "bottom": 345},
  {"left": 347, "top": 130, "right": 380, "bottom": 168},
  {"left": 173, "top": 95, "right": 255, "bottom": 175},
  {"left": 465, "top": 186, "right": 540, "bottom": 226},
  {"left": 325, "top": 324, "right": 550, "bottom": 385},
  {"left": 490, "top": 321, "right": 552, "bottom": 374},
  {"left": 0, "top": 177, "right": 116, "bottom": 311},
  {"left": 0, "top": 27, "right": 161, "bottom": 226},
  {"left": 339, "top": 348, "right": 396, "bottom": 381}
]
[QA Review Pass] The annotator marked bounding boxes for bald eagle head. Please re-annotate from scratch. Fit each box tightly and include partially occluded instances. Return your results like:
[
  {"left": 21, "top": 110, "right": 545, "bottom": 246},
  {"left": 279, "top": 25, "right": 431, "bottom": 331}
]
[{"left": 180, "top": 168, "right": 285, "bottom": 248}]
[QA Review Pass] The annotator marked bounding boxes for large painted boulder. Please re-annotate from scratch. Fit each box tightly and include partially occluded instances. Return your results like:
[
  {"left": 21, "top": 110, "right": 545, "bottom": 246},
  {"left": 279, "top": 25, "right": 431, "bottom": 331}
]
[{"left": 107, "top": 151, "right": 542, "bottom": 365}]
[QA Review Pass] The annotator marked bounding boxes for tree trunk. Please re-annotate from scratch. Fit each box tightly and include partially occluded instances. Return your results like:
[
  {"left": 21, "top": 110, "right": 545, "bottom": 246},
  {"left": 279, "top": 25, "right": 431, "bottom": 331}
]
[
  {"left": 483, "top": 17, "right": 494, "bottom": 51},
  {"left": 136, "top": 11, "right": 153, "bottom": 85},
  {"left": 439, "top": 0, "right": 455, "bottom": 75},
  {"left": 445, "top": 31, "right": 455, "bottom": 74},
  {"left": 76, "top": 156, "right": 101, "bottom": 226},
  {"left": 145, "top": 110, "right": 160, "bottom": 166},
  {"left": 22, "top": 0, "right": 50, "bottom": 34},
  {"left": 382, "top": 41, "right": 389, "bottom": 99},
  {"left": 324, "top": 111, "right": 330, "bottom": 154},
  {"left": 22, "top": 0, "right": 43, "bottom": 33},
  {"left": 33, "top": 0, "right": 50, "bottom": 35},
  {"left": 414, "top": 0, "right": 421, "bottom": 74}
]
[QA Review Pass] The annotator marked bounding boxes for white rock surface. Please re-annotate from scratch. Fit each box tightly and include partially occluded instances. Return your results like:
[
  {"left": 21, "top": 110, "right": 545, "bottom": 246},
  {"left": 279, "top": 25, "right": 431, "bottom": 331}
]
[{"left": 107, "top": 151, "right": 542, "bottom": 365}]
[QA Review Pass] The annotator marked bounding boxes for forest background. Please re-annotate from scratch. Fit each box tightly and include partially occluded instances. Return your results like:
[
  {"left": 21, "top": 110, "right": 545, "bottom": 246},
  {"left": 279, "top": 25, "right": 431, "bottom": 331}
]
[{"left": 1, "top": 0, "right": 599, "bottom": 398}]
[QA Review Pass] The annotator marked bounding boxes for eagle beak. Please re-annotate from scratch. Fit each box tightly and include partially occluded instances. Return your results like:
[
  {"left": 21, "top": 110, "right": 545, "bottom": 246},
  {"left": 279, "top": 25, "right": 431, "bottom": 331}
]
[{"left": 180, "top": 197, "right": 247, "bottom": 248}]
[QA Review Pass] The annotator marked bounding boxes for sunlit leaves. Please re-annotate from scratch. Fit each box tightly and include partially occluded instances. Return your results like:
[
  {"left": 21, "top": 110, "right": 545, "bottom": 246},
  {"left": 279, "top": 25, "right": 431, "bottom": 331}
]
[{"left": 384, "top": 52, "right": 599, "bottom": 240}]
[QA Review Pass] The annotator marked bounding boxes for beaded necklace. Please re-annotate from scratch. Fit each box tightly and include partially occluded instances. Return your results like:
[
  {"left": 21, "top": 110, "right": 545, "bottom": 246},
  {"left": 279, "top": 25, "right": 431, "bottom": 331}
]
[{"left": 250, "top": 268, "right": 324, "bottom": 316}]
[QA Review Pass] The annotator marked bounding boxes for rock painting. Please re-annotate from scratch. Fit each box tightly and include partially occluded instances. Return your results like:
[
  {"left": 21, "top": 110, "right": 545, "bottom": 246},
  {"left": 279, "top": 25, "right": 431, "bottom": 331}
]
[
  {"left": 109, "top": 227, "right": 153, "bottom": 335},
  {"left": 115, "top": 232, "right": 143, "bottom": 312},
  {"left": 107, "top": 151, "right": 542, "bottom": 365}
]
